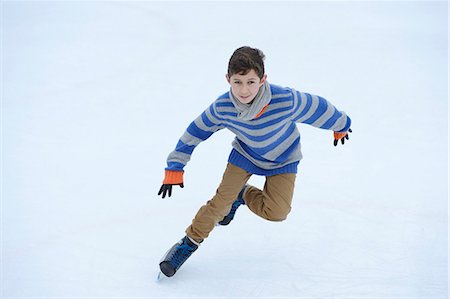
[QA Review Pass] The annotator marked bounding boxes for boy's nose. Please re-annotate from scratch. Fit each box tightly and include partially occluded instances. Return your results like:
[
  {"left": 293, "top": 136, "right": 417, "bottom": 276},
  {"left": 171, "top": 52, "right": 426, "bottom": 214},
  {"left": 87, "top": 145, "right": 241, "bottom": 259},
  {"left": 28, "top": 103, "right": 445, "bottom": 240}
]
[{"left": 241, "top": 85, "right": 249, "bottom": 94}]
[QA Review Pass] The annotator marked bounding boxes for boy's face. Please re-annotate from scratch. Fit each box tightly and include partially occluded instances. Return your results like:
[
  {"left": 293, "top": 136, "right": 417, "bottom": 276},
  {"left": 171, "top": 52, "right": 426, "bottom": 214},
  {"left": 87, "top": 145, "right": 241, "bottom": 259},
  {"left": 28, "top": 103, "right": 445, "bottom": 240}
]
[{"left": 226, "top": 69, "right": 267, "bottom": 104}]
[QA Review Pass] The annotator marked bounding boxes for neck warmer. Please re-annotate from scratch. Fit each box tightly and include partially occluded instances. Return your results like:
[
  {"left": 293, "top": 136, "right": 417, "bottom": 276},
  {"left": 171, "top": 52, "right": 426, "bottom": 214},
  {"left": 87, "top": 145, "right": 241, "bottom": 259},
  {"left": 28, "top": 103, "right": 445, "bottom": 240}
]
[{"left": 229, "top": 81, "right": 272, "bottom": 120}]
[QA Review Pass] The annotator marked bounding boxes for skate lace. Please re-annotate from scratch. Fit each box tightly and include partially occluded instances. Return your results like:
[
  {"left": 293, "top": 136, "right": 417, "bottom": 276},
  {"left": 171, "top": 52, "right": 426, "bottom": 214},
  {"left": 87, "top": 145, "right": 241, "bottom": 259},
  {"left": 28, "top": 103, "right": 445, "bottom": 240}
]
[{"left": 169, "top": 241, "right": 195, "bottom": 268}]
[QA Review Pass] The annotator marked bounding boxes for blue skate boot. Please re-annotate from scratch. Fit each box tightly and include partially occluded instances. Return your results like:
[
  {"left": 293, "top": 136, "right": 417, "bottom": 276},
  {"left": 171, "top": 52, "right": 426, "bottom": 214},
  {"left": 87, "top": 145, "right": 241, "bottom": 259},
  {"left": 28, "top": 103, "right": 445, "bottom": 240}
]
[
  {"left": 218, "top": 185, "right": 247, "bottom": 226},
  {"left": 159, "top": 236, "right": 199, "bottom": 277}
]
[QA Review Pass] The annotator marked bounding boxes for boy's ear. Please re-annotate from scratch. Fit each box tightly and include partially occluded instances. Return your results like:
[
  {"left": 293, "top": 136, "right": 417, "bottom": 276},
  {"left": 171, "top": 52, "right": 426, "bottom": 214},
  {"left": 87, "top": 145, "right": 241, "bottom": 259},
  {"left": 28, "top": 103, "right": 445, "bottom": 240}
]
[
  {"left": 260, "top": 74, "right": 267, "bottom": 84},
  {"left": 225, "top": 74, "right": 230, "bottom": 83}
]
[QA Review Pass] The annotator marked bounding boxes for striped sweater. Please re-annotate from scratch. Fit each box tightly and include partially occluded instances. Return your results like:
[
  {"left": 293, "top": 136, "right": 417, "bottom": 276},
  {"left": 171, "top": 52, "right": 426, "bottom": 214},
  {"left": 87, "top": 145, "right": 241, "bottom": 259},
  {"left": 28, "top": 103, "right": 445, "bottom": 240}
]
[{"left": 164, "top": 83, "right": 351, "bottom": 179}]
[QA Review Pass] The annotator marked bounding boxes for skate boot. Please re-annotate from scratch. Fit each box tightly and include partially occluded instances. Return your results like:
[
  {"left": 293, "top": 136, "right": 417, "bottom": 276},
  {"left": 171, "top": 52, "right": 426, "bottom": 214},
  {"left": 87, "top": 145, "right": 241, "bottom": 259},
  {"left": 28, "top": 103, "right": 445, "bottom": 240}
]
[
  {"left": 218, "top": 185, "right": 247, "bottom": 226},
  {"left": 159, "top": 236, "right": 199, "bottom": 277}
]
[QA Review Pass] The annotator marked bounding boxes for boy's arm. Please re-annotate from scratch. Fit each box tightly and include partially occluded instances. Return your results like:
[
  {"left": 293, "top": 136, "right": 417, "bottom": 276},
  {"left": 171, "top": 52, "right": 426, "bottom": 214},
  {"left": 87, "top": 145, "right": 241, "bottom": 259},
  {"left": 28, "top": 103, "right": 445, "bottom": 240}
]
[
  {"left": 158, "top": 103, "right": 224, "bottom": 198},
  {"left": 291, "top": 90, "right": 352, "bottom": 145}
]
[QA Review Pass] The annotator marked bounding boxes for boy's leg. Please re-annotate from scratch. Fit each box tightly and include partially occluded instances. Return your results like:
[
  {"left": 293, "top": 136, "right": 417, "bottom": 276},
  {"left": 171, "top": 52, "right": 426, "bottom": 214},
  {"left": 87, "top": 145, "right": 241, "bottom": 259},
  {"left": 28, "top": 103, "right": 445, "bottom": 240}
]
[
  {"left": 244, "top": 173, "right": 296, "bottom": 221},
  {"left": 185, "top": 163, "right": 251, "bottom": 242}
]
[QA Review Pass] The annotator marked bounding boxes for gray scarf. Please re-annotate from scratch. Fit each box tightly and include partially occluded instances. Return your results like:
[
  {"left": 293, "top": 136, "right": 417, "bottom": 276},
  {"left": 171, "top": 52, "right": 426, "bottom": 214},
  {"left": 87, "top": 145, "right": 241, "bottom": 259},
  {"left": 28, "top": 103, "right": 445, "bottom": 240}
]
[{"left": 229, "top": 81, "right": 272, "bottom": 120}]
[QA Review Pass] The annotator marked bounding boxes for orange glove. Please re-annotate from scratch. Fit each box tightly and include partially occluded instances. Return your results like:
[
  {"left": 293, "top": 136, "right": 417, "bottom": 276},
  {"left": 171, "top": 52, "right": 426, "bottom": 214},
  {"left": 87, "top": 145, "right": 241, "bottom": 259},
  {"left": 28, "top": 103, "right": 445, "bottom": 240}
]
[
  {"left": 333, "top": 129, "right": 352, "bottom": 146},
  {"left": 158, "top": 170, "right": 184, "bottom": 198}
]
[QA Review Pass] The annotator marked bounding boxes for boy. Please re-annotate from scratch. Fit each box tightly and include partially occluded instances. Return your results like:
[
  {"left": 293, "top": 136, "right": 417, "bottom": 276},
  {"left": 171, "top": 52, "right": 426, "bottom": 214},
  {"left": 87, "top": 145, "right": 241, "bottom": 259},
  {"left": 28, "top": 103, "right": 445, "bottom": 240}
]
[{"left": 157, "top": 46, "right": 352, "bottom": 278}]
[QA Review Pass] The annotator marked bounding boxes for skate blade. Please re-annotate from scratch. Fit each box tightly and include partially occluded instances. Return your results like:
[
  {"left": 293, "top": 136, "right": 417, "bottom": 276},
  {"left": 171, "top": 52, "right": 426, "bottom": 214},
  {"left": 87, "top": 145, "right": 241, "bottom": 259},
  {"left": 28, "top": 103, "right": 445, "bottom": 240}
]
[{"left": 156, "top": 271, "right": 165, "bottom": 282}]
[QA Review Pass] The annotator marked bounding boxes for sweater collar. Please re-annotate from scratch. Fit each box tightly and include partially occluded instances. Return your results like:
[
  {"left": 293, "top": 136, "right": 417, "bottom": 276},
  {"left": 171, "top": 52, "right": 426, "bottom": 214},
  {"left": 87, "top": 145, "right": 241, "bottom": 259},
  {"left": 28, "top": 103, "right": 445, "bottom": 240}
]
[{"left": 229, "top": 81, "right": 272, "bottom": 120}]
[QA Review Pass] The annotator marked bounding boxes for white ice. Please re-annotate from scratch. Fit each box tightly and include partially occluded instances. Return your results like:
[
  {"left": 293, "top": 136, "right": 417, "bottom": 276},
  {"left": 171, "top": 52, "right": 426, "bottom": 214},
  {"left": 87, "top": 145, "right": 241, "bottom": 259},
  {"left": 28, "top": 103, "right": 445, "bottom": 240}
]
[{"left": 2, "top": 1, "right": 448, "bottom": 298}]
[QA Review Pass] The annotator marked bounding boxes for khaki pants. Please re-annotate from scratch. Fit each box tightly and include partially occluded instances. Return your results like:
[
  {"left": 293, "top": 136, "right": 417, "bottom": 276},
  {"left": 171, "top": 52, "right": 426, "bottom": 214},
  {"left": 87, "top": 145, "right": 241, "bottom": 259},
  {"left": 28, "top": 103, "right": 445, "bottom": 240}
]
[{"left": 186, "top": 163, "right": 296, "bottom": 242}]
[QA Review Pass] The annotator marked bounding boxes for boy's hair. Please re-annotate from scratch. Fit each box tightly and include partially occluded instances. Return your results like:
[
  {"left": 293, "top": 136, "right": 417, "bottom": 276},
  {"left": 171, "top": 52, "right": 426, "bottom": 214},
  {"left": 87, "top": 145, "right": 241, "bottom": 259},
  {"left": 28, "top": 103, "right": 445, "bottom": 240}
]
[{"left": 227, "top": 46, "right": 265, "bottom": 79}]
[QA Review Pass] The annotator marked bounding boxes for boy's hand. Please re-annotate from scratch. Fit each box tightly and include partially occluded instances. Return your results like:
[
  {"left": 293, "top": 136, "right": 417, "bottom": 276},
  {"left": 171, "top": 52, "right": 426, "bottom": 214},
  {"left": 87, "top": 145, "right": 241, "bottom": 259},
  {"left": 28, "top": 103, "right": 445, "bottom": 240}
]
[
  {"left": 333, "top": 128, "right": 352, "bottom": 146},
  {"left": 158, "top": 170, "right": 184, "bottom": 199},
  {"left": 158, "top": 183, "right": 184, "bottom": 199}
]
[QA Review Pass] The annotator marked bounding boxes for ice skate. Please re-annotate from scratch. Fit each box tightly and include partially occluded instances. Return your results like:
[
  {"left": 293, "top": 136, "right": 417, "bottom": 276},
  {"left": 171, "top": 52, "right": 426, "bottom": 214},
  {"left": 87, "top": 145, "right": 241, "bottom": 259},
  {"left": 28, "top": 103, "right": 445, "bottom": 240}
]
[
  {"left": 159, "top": 236, "right": 199, "bottom": 278},
  {"left": 218, "top": 185, "right": 247, "bottom": 226}
]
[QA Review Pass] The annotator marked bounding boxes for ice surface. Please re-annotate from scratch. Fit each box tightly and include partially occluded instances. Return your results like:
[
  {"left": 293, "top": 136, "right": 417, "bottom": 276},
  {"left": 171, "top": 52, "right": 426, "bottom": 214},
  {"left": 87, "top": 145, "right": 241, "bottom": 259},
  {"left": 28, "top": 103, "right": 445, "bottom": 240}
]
[{"left": 2, "top": 1, "right": 448, "bottom": 298}]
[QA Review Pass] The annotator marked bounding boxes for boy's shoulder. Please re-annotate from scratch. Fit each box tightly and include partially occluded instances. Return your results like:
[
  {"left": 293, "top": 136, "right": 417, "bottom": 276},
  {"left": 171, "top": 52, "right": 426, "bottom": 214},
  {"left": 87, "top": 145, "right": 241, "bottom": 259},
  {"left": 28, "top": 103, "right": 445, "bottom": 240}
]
[
  {"left": 217, "top": 91, "right": 231, "bottom": 101},
  {"left": 269, "top": 83, "right": 294, "bottom": 96}
]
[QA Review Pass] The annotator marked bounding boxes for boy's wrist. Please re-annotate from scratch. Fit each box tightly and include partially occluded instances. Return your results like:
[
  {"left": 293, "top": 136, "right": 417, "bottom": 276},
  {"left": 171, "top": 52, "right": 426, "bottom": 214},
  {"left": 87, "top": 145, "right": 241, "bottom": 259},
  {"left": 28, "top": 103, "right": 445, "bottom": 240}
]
[{"left": 163, "top": 170, "right": 184, "bottom": 185}]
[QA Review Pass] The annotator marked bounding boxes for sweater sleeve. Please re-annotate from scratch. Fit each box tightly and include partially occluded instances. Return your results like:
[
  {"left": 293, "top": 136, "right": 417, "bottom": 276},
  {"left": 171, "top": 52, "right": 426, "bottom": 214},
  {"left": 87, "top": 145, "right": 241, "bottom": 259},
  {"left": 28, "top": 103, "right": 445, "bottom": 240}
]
[
  {"left": 291, "top": 90, "right": 351, "bottom": 132},
  {"left": 165, "top": 102, "right": 224, "bottom": 172}
]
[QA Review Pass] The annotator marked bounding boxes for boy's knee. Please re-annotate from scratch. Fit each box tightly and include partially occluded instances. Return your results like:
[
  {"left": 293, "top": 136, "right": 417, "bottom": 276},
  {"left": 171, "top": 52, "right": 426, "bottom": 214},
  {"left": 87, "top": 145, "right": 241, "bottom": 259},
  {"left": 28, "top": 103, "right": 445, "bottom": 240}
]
[
  {"left": 263, "top": 207, "right": 291, "bottom": 222},
  {"left": 268, "top": 215, "right": 288, "bottom": 222}
]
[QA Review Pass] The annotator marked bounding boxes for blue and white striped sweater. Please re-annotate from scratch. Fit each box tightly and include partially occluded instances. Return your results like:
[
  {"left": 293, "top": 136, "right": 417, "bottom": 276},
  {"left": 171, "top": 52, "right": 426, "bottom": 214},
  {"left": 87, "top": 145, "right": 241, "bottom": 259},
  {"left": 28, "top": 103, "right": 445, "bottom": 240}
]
[{"left": 166, "top": 83, "right": 351, "bottom": 176}]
